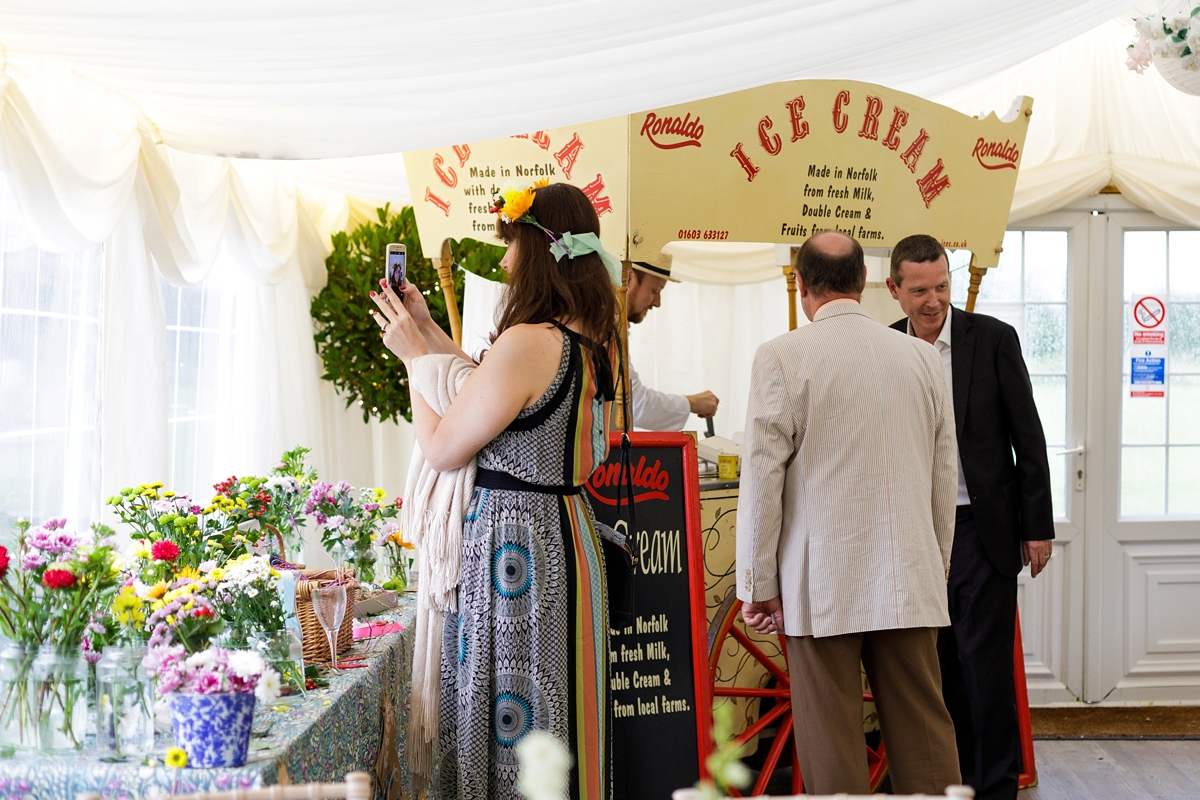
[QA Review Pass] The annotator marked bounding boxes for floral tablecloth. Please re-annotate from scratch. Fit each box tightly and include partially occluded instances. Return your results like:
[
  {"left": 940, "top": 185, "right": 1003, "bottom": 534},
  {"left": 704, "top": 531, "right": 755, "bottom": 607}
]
[{"left": 0, "top": 594, "right": 419, "bottom": 800}]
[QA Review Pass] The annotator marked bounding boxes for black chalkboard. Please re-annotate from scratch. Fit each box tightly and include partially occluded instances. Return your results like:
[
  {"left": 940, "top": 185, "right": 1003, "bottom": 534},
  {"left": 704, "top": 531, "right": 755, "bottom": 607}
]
[{"left": 586, "top": 432, "right": 712, "bottom": 800}]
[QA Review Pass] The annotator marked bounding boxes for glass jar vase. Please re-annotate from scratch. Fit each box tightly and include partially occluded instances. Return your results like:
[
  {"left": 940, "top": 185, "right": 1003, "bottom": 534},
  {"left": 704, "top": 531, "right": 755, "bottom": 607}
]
[
  {"left": 28, "top": 646, "right": 89, "bottom": 753},
  {"left": 95, "top": 643, "right": 155, "bottom": 758},
  {"left": 0, "top": 642, "right": 38, "bottom": 751},
  {"left": 382, "top": 545, "right": 409, "bottom": 593},
  {"left": 352, "top": 539, "right": 377, "bottom": 584},
  {"left": 251, "top": 629, "right": 305, "bottom": 695}
]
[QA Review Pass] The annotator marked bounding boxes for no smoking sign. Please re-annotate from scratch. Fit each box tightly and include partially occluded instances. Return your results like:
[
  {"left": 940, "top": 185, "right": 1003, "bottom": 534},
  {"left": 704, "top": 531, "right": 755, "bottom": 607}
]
[
  {"left": 1130, "top": 295, "right": 1168, "bottom": 398},
  {"left": 1134, "top": 296, "right": 1165, "bottom": 328}
]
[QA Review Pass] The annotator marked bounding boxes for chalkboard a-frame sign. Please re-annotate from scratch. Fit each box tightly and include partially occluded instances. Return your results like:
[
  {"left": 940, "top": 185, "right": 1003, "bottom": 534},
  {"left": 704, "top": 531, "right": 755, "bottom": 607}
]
[{"left": 586, "top": 432, "right": 713, "bottom": 799}]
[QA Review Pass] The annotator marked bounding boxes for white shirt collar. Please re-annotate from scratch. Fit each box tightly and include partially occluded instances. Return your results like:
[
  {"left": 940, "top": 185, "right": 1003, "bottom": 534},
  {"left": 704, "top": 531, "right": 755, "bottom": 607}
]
[{"left": 907, "top": 309, "right": 953, "bottom": 349}]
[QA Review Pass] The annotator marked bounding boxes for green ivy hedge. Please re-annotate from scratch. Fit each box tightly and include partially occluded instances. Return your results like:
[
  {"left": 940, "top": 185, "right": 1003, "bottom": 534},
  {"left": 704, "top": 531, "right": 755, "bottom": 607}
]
[{"left": 310, "top": 205, "right": 504, "bottom": 423}]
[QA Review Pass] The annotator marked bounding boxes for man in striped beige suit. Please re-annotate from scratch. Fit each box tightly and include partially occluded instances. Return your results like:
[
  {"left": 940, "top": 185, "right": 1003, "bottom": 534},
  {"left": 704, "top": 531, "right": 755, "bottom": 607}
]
[{"left": 736, "top": 231, "right": 961, "bottom": 795}]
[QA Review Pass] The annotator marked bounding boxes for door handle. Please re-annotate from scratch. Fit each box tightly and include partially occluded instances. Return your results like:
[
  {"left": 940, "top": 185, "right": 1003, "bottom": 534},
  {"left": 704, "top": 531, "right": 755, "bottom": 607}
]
[{"left": 1052, "top": 445, "right": 1085, "bottom": 491}]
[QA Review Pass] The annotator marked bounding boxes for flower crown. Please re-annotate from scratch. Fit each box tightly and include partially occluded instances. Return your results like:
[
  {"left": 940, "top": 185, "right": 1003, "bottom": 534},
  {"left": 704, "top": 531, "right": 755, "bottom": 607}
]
[
  {"left": 488, "top": 179, "right": 622, "bottom": 286},
  {"left": 488, "top": 178, "right": 548, "bottom": 225}
]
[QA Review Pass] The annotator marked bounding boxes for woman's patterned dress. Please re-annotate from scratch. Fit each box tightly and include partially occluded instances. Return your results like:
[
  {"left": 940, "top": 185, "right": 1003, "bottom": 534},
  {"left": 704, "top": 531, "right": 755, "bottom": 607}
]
[{"left": 438, "top": 324, "right": 612, "bottom": 800}]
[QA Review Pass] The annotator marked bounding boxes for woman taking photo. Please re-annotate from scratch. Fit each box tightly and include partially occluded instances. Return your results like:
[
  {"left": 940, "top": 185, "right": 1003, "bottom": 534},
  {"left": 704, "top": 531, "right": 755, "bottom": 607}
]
[{"left": 370, "top": 182, "right": 619, "bottom": 800}]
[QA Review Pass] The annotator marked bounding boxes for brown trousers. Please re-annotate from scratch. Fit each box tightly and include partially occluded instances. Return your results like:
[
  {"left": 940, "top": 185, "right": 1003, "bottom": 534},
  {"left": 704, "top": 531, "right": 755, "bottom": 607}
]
[{"left": 786, "top": 627, "right": 961, "bottom": 795}]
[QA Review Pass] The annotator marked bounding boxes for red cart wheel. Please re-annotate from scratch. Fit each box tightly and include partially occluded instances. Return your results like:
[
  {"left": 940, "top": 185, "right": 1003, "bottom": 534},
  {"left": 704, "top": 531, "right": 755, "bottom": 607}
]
[{"left": 708, "top": 595, "right": 888, "bottom": 795}]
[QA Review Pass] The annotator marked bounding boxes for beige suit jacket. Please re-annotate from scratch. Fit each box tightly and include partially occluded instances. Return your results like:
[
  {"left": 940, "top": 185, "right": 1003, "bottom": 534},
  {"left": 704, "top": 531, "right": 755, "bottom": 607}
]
[{"left": 735, "top": 301, "right": 957, "bottom": 638}]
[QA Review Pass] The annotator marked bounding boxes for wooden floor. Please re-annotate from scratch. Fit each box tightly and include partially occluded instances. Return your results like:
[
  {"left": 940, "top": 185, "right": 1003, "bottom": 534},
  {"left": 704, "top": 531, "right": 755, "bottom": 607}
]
[{"left": 1023, "top": 740, "right": 1200, "bottom": 799}]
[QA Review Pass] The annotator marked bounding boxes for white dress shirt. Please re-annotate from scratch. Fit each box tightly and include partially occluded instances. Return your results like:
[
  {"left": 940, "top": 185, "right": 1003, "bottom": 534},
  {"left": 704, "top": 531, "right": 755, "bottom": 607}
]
[
  {"left": 909, "top": 313, "right": 971, "bottom": 506},
  {"left": 629, "top": 361, "right": 691, "bottom": 430}
]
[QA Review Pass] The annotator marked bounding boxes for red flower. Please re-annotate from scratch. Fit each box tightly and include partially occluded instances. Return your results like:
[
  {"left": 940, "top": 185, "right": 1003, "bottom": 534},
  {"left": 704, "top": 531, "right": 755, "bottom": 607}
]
[
  {"left": 0, "top": 545, "right": 9, "bottom": 580},
  {"left": 42, "top": 569, "right": 77, "bottom": 589},
  {"left": 191, "top": 606, "right": 214, "bottom": 619},
  {"left": 150, "top": 540, "right": 180, "bottom": 563},
  {"left": 213, "top": 476, "right": 238, "bottom": 497}
]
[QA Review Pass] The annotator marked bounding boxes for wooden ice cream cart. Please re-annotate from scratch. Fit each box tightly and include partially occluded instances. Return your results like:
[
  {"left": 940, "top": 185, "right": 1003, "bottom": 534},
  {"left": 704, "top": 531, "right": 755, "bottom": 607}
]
[{"left": 405, "top": 79, "right": 1033, "bottom": 795}]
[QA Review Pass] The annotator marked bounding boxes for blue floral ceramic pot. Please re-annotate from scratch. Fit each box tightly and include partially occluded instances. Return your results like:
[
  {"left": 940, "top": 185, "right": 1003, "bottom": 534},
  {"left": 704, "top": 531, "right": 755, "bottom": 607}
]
[{"left": 169, "top": 692, "right": 256, "bottom": 768}]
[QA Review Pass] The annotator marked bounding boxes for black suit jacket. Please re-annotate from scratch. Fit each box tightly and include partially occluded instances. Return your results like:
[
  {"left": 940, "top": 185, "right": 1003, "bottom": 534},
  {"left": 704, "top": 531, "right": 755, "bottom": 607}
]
[{"left": 891, "top": 307, "right": 1055, "bottom": 577}]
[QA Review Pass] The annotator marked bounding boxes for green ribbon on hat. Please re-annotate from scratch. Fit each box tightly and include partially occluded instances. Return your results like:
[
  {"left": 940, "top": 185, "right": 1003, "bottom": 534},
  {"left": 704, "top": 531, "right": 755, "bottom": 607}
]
[{"left": 547, "top": 231, "right": 623, "bottom": 287}]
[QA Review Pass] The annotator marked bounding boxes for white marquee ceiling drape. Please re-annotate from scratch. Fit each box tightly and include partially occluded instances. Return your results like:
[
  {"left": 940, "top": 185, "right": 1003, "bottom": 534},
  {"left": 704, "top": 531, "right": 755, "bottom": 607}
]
[{"left": 0, "top": 0, "right": 1137, "bottom": 159}]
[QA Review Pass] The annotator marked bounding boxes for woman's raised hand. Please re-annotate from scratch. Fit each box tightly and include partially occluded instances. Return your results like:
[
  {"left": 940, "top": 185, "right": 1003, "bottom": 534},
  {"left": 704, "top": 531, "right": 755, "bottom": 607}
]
[
  {"left": 397, "top": 282, "right": 434, "bottom": 328},
  {"left": 370, "top": 280, "right": 429, "bottom": 364}
]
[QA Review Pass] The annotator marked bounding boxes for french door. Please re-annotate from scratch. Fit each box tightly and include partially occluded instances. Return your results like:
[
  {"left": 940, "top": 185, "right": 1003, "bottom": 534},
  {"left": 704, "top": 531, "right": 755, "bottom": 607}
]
[{"left": 1006, "top": 197, "right": 1200, "bottom": 704}]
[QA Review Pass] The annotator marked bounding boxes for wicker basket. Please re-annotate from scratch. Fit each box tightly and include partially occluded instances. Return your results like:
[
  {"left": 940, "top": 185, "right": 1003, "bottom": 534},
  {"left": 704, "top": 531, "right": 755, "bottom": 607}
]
[{"left": 295, "top": 568, "right": 357, "bottom": 664}]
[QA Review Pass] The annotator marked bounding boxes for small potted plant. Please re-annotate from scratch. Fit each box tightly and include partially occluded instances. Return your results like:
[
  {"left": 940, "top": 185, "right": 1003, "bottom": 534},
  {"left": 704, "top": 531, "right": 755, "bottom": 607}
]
[{"left": 145, "top": 644, "right": 280, "bottom": 768}]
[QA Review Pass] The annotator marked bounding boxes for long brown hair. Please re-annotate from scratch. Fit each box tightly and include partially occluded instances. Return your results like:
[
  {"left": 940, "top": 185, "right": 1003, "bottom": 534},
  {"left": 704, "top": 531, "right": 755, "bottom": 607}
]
[{"left": 493, "top": 182, "right": 617, "bottom": 349}]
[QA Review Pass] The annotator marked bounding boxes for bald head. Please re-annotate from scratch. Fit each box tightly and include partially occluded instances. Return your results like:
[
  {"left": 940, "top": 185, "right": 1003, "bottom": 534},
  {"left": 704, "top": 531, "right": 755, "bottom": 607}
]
[{"left": 796, "top": 231, "right": 866, "bottom": 296}]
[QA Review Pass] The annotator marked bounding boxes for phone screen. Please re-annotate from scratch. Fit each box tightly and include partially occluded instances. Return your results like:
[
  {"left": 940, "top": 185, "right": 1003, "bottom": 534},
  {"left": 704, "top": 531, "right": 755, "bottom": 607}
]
[{"left": 386, "top": 249, "right": 406, "bottom": 294}]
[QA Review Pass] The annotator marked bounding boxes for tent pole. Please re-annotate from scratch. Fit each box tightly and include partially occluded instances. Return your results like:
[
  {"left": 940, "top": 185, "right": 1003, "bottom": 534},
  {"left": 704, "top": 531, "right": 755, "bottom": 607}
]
[
  {"left": 965, "top": 252, "right": 986, "bottom": 313},
  {"left": 614, "top": 261, "right": 631, "bottom": 430},
  {"left": 433, "top": 238, "right": 463, "bottom": 346},
  {"left": 786, "top": 248, "right": 799, "bottom": 331}
]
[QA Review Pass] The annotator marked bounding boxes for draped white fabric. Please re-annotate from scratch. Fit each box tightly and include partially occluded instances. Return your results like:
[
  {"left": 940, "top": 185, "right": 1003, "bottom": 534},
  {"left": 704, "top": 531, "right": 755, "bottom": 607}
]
[
  {"left": 936, "top": 18, "right": 1200, "bottom": 228},
  {"left": 0, "top": 1, "right": 1136, "bottom": 158}
]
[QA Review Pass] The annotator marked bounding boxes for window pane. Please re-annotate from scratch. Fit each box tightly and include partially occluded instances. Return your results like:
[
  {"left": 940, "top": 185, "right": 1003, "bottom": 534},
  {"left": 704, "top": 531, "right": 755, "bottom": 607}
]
[
  {"left": 1170, "top": 375, "right": 1200, "bottom": 444},
  {"left": 949, "top": 249, "right": 972, "bottom": 305},
  {"left": 0, "top": 314, "right": 35, "bottom": 434},
  {"left": 0, "top": 172, "right": 103, "bottom": 529},
  {"left": 1125, "top": 231, "right": 1167, "bottom": 299},
  {"left": 1024, "top": 304, "right": 1067, "bottom": 373},
  {"left": 1, "top": 247, "right": 38, "bottom": 311},
  {"left": 1123, "top": 384, "right": 1167, "bottom": 444},
  {"left": 32, "top": 316, "right": 70, "bottom": 430},
  {"left": 1031, "top": 375, "right": 1066, "bottom": 446},
  {"left": 1169, "top": 231, "right": 1200, "bottom": 301},
  {"left": 0, "top": 435, "right": 32, "bottom": 529},
  {"left": 162, "top": 283, "right": 180, "bottom": 327},
  {"left": 31, "top": 431, "right": 66, "bottom": 522},
  {"left": 37, "top": 252, "right": 72, "bottom": 316},
  {"left": 979, "top": 231, "right": 1023, "bottom": 302},
  {"left": 1168, "top": 447, "right": 1200, "bottom": 515},
  {"left": 1121, "top": 446, "right": 1166, "bottom": 515},
  {"left": 1024, "top": 231, "right": 1068, "bottom": 302},
  {"left": 179, "top": 284, "right": 204, "bottom": 328},
  {"left": 1171, "top": 303, "right": 1200, "bottom": 372}
]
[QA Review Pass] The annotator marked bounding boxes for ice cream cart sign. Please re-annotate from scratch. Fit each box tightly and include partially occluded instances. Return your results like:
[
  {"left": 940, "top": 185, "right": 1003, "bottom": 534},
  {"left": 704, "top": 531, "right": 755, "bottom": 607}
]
[
  {"left": 405, "top": 80, "right": 1031, "bottom": 272},
  {"left": 1131, "top": 295, "right": 1167, "bottom": 398},
  {"left": 628, "top": 80, "right": 1032, "bottom": 268}
]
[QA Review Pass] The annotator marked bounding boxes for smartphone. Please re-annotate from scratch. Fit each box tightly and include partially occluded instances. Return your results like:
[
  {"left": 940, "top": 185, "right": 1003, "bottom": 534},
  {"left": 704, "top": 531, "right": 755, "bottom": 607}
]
[{"left": 385, "top": 243, "right": 406, "bottom": 294}]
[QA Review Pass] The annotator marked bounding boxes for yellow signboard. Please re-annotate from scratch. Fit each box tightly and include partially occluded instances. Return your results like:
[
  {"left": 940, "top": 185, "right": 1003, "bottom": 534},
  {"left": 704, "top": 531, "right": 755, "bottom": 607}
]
[
  {"left": 628, "top": 81, "right": 1029, "bottom": 268},
  {"left": 403, "top": 116, "right": 629, "bottom": 259},
  {"left": 405, "top": 80, "right": 1031, "bottom": 271}
]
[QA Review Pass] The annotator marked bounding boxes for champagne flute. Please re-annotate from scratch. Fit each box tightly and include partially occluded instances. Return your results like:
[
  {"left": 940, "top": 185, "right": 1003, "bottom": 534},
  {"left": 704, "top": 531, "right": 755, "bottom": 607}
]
[{"left": 312, "top": 584, "right": 348, "bottom": 671}]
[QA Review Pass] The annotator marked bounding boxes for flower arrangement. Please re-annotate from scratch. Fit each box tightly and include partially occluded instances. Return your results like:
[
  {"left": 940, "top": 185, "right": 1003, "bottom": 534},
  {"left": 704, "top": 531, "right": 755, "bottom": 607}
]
[
  {"left": 146, "top": 573, "right": 225, "bottom": 653},
  {"left": 381, "top": 522, "right": 414, "bottom": 592},
  {"left": 144, "top": 644, "right": 281, "bottom": 703},
  {"left": 306, "top": 484, "right": 401, "bottom": 548},
  {"left": 106, "top": 484, "right": 212, "bottom": 568},
  {"left": 212, "top": 554, "right": 285, "bottom": 646},
  {"left": 0, "top": 518, "right": 123, "bottom": 751},
  {"left": 0, "top": 518, "right": 122, "bottom": 648},
  {"left": 1127, "top": 7, "right": 1200, "bottom": 93}
]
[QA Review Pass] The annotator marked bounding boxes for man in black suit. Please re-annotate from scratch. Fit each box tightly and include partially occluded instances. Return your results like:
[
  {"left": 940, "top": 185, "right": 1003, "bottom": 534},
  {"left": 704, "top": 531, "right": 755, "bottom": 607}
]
[{"left": 886, "top": 234, "right": 1054, "bottom": 800}]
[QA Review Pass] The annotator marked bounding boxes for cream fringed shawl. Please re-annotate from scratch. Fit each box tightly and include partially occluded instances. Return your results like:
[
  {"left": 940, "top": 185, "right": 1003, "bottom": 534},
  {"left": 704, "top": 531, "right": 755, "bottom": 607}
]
[{"left": 401, "top": 353, "right": 477, "bottom": 791}]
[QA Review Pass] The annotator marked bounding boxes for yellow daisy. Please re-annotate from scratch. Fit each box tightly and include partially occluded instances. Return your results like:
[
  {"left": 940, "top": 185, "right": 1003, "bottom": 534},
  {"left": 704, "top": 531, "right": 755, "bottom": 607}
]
[
  {"left": 165, "top": 746, "right": 188, "bottom": 768},
  {"left": 500, "top": 187, "right": 535, "bottom": 222}
]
